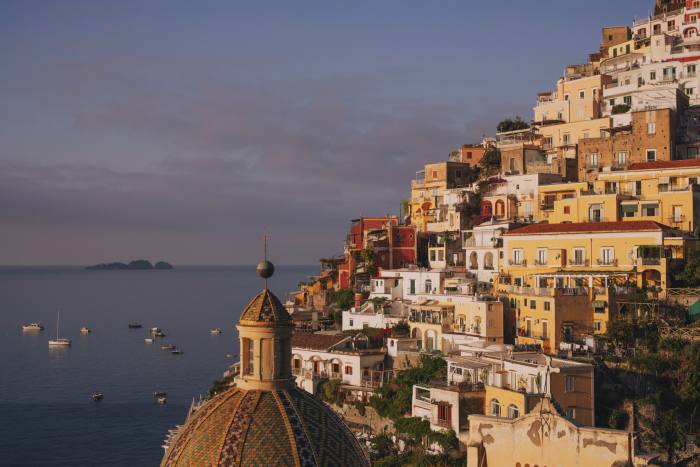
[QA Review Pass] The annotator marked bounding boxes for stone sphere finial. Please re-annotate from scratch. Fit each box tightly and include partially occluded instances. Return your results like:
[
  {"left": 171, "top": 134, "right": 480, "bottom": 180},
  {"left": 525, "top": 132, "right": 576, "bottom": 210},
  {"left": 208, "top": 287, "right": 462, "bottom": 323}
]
[{"left": 256, "top": 260, "right": 275, "bottom": 279}]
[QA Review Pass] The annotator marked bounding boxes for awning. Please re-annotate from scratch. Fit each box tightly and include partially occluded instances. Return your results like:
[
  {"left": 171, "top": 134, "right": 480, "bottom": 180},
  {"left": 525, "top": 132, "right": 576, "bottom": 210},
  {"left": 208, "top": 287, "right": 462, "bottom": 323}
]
[
  {"left": 642, "top": 203, "right": 659, "bottom": 209},
  {"left": 621, "top": 205, "right": 638, "bottom": 214},
  {"left": 659, "top": 176, "right": 670, "bottom": 184}
]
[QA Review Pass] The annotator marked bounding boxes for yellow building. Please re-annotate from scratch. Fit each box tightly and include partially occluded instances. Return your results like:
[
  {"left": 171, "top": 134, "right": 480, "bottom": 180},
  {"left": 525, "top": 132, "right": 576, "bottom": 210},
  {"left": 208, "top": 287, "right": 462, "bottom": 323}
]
[
  {"left": 408, "top": 301, "right": 454, "bottom": 352},
  {"left": 534, "top": 74, "right": 610, "bottom": 124},
  {"left": 447, "top": 352, "right": 594, "bottom": 427},
  {"left": 410, "top": 161, "right": 476, "bottom": 232},
  {"left": 499, "top": 221, "right": 692, "bottom": 340},
  {"left": 535, "top": 159, "right": 700, "bottom": 233}
]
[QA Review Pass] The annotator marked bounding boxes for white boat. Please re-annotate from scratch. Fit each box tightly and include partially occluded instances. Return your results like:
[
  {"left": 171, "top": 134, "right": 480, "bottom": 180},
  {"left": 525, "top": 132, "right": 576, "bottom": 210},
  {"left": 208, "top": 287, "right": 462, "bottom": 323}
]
[
  {"left": 91, "top": 392, "right": 104, "bottom": 402},
  {"left": 157, "top": 396, "right": 167, "bottom": 404},
  {"left": 80, "top": 326, "right": 91, "bottom": 334},
  {"left": 210, "top": 328, "right": 223, "bottom": 335},
  {"left": 22, "top": 323, "right": 44, "bottom": 331},
  {"left": 144, "top": 338, "right": 154, "bottom": 344},
  {"left": 48, "top": 311, "right": 71, "bottom": 347}
]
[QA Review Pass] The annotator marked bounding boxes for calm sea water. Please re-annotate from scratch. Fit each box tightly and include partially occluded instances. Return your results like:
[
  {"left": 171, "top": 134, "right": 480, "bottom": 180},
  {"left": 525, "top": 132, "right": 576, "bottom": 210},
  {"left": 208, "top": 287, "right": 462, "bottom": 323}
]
[{"left": 0, "top": 265, "right": 316, "bottom": 467}]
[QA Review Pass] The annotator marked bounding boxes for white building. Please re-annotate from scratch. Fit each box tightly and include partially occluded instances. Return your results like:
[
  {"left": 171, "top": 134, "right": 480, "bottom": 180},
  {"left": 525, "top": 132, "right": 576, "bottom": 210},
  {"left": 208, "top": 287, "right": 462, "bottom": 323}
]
[
  {"left": 462, "top": 220, "right": 513, "bottom": 284},
  {"left": 342, "top": 301, "right": 405, "bottom": 331},
  {"left": 291, "top": 333, "right": 387, "bottom": 401}
]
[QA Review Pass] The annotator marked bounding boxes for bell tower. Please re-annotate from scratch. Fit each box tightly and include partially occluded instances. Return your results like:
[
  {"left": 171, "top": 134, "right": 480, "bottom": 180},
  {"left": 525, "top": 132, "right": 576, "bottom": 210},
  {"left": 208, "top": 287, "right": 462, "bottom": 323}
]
[{"left": 235, "top": 237, "right": 294, "bottom": 391}]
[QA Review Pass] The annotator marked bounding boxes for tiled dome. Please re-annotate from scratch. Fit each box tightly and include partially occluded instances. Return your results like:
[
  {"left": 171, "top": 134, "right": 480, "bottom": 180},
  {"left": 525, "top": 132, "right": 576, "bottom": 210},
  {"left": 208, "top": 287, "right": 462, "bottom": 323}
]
[
  {"left": 239, "top": 288, "right": 291, "bottom": 325},
  {"left": 161, "top": 386, "right": 369, "bottom": 467}
]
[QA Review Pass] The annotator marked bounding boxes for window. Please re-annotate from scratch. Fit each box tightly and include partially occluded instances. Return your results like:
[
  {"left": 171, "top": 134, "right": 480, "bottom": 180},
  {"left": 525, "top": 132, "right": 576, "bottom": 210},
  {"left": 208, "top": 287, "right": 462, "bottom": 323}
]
[
  {"left": 689, "top": 64, "right": 697, "bottom": 77},
  {"left": 437, "top": 402, "right": 451, "bottom": 423},
  {"left": 609, "top": 98, "right": 615, "bottom": 106},
  {"left": 562, "top": 133, "right": 571, "bottom": 145},
  {"left": 544, "top": 301, "right": 551, "bottom": 311},
  {"left": 646, "top": 149, "right": 657, "bottom": 162},
  {"left": 432, "top": 170, "right": 438, "bottom": 179},
  {"left": 244, "top": 338, "right": 254, "bottom": 375},
  {"left": 409, "top": 279, "right": 416, "bottom": 295},
  {"left": 565, "top": 375, "right": 576, "bottom": 392},
  {"left": 508, "top": 404, "right": 520, "bottom": 419},
  {"left": 668, "top": 20, "right": 675, "bottom": 30},
  {"left": 530, "top": 300, "right": 536, "bottom": 309},
  {"left": 564, "top": 206, "right": 570, "bottom": 214},
  {"left": 332, "top": 362, "right": 340, "bottom": 375},
  {"left": 594, "top": 321, "right": 602, "bottom": 332},
  {"left": 643, "top": 203, "right": 659, "bottom": 216},
  {"left": 589, "top": 153, "right": 599, "bottom": 168},
  {"left": 663, "top": 66, "right": 676, "bottom": 80},
  {"left": 601, "top": 247, "right": 615, "bottom": 265},
  {"left": 650, "top": 70, "right": 656, "bottom": 80},
  {"left": 490, "top": 399, "right": 501, "bottom": 416},
  {"left": 542, "top": 320, "right": 549, "bottom": 338},
  {"left": 573, "top": 248, "right": 585, "bottom": 265},
  {"left": 513, "top": 249, "right": 524, "bottom": 265},
  {"left": 438, "top": 250, "right": 444, "bottom": 261},
  {"left": 537, "top": 248, "right": 547, "bottom": 265},
  {"left": 424, "top": 279, "right": 432, "bottom": 294},
  {"left": 349, "top": 319, "right": 354, "bottom": 327},
  {"left": 564, "top": 93, "right": 570, "bottom": 101},
  {"left": 653, "top": 24, "right": 661, "bottom": 34},
  {"left": 525, "top": 318, "right": 532, "bottom": 337},
  {"left": 616, "top": 151, "right": 628, "bottom": 167},
  {"left": 566, "top": 408, "right": 576, "bottom": 419},
  {"left": 623, "top": 95, "right": 632, "bottom": 106},
  {"left": 345, "top": 365, "right": 353, "bottom": 375},
  {"left": 293, "top": 357, "right": 301, "bottom": 369},
  {"left": 430, "top": 250, "right": 436, "bottom": 261},
  {"left": 579, "top": 90, "right": 585, "bottom": 99},
  {"left": 688, "top": 87, "right": 696, "bottom": 96},
  {"left": 647, "top": 122, "right": 656, "bottom": 134}
]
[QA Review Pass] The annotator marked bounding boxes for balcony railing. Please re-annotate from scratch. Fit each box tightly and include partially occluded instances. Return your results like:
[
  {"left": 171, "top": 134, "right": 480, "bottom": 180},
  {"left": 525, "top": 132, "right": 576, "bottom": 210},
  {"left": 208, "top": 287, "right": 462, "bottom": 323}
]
[
  {"left": 596, "top": 258, "right": 618, "bottom": 266},
  {"left": 540, "top": 203, "right": 554, "bottom": 211},
  {"left": 508, "top": 259, "right": 527, "bottom": 266},
  {"left": 641, "top": 257, "right": 661, "bottom": 265},
  {"left": 668, "top": 215, "right": 686, "bottom": 224},
  {"left": 568, "top": 259, "right": 590, "bottom": 266}
]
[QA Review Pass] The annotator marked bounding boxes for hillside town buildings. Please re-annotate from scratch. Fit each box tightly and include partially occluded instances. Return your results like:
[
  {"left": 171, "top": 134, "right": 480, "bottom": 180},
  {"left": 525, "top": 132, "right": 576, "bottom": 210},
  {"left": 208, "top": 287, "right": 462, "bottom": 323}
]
[{"left": 273, "top": 2, "right": 700, "bottom": 465}]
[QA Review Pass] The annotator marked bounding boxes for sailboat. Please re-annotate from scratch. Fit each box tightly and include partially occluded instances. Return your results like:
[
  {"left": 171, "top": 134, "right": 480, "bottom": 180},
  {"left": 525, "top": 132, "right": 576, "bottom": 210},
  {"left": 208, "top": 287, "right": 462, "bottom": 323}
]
[{"left": 48, "top": 311, "right": 71, "bottom": 347}]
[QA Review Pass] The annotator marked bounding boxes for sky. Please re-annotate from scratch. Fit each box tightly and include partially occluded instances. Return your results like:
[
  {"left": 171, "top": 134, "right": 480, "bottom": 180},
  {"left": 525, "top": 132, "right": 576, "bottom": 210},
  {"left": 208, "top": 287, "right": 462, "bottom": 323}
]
[{"left": 0, "top": 0, "right": 655, "bottom": 265}]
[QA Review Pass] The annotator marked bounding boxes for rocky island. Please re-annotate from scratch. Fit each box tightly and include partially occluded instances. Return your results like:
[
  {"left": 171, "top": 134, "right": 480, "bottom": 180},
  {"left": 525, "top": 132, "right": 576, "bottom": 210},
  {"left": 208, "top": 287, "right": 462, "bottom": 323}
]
[{"left": 85, "top": 260, "right": 174, "bottom": 270}]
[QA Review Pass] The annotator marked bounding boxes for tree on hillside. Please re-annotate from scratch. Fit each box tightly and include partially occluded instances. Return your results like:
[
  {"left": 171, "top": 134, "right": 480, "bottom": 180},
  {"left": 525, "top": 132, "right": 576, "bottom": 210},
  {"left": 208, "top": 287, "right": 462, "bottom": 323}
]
[
  {"left": 496, "top": 116, "right": 529, "bottom": 133},
  {"left": 480, "top": 149, "right": 501, "bottom": 173}
]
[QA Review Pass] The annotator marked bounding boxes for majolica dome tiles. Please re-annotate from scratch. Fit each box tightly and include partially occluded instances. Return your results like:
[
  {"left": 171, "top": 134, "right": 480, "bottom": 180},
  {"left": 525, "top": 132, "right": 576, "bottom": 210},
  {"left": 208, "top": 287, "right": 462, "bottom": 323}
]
[
  {"left": 239, "top": 289, "right": 291, "bottom": 324},
  {"left": 161, "top": 387, "right": 369, "bottom": 467}
]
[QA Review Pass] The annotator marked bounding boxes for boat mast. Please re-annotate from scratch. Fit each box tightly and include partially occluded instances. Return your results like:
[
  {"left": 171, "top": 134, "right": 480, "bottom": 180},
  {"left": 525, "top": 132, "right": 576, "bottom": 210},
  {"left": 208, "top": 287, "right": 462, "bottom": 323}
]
[{"left": 56, "top": 310, "right": 60, "bottom": 339}]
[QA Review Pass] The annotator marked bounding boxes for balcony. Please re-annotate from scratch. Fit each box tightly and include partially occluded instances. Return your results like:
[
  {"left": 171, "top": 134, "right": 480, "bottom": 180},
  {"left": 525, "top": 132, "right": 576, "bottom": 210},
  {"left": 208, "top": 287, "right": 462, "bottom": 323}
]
[
  {"left": 668, "top": 215, "right": 686, "bottom": 225},
  {"left": 596, "top": 258, "right": 618, "bottom": 267},
  {"left": 540, "top": 203, "right": 554, "bottom": 211},
  {"left": 641, "top": 257, "right": 661, "bottom": 265},
  {"left": 436, "top": 419, "right": 452, "bottom": 429},
  {"left": 330, "top": 372, "right": 342, "bottom": 380},
  {"left": 508, "top": 259, "right": 527, "bottom": 266},
  {"left": 568, "top": 258, "right": 590, "bottom": 267}
]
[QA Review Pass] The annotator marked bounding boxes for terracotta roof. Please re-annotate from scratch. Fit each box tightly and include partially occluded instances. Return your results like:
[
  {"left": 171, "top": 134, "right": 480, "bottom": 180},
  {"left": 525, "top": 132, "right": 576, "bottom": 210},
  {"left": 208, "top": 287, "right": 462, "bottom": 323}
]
[
  {"left": 291, "top": 333, "right": 349, "bottom": 351},
  {"left": 627, "top": 159, "right": 700, "bottom": 171},
  {"left": 504, "top": 221, "right": 668, "bottom": 236}
]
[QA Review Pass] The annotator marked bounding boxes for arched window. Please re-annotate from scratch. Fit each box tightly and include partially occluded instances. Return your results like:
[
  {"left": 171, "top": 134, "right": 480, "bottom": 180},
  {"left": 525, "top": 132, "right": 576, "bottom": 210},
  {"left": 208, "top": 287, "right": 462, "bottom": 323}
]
[
  {"left": 508, "top": 404, "right": 520, "bottom": 419},
  {"left": 425, "top": 279, "right": 432, "bottom": 293},
  {"left": 489, "top": 399, "right": 501, "bottom": 416},
  {"left": 495, "top": 200, "right": 506, "bottom": 218},
  {"left": 469, "top": 252, "right": 478, "bottom": 270},
  {"left": 484, "top": 252, "right": 494, "bottom": 270}
]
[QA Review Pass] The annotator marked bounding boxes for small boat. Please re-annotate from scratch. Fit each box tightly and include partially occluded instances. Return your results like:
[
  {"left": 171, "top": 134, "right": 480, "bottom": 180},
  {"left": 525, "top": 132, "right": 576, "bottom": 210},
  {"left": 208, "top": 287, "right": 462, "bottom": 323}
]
[
  {"left": 161, "top": 344, "right": 176, "bottom": 351},
  {"left": 91, "top": 392, "right": 104, "bottom": 402},
  {"left": 153, "top": 391, "right": 167, "bottom": 398},
  {"left": 144, "top": 338, "right": 154, "bottom": 343},
  {"left": 48, "top": 311, "right": 71, "bottom": 347},
  {"left": 150, "top": 327, "right": 166, "bottom": 338},
  {"left": 171, "top": 349, "right": 183, "bottom": 355},
  {"left": 22, "top": 323, "right": 44, "bottom": 331},
  {"left": 157, "top": 396, "right": 167, "bottom": 405},
  {"left": 80, "top": 327, "right": 91, "bottom": 334},
  {"left": 210, "top": 328, "right": 223, "bottom": 335},
  {"left": 128, "top": 322, "right": 142, "bottom": 329}
]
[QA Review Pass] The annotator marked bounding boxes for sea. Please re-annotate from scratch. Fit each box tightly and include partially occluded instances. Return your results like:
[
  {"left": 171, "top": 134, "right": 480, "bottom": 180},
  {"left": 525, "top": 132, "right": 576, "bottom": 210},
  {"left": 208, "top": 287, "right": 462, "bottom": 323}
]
[{"left": 0, "top": 265, "right": 316, "bottom": 467}]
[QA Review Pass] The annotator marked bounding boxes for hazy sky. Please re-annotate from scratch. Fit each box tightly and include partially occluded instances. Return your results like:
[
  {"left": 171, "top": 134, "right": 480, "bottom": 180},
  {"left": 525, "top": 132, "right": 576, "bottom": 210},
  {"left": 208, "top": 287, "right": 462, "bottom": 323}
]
[{"left": 1, "top": 1, "right": 653, "bottom": 265}]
